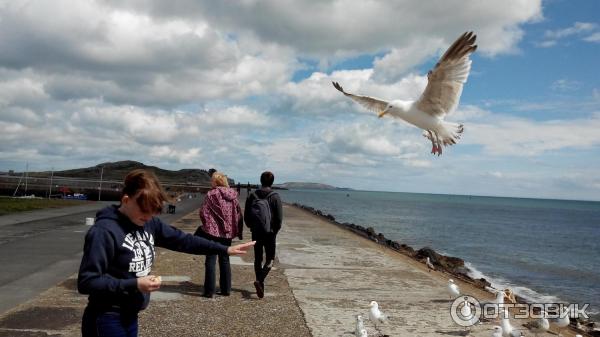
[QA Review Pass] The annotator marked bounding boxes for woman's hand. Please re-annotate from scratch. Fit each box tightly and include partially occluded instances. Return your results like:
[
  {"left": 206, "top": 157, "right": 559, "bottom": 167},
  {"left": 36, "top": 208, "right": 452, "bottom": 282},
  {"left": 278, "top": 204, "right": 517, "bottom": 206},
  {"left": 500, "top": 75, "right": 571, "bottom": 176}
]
[
  {"left": 137, "top": 275, "right": 162, "bottom": 293},
  {"left": 227, "top": 241, "right": 256, "bottom": 255}
]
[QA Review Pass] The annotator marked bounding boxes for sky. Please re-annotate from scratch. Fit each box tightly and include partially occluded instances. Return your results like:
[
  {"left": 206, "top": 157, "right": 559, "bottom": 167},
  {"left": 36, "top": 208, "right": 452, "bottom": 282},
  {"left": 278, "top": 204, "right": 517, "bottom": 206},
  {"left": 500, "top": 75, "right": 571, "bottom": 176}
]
[{"left": 0, "top": 0, "right": 599, "bottom": 201}]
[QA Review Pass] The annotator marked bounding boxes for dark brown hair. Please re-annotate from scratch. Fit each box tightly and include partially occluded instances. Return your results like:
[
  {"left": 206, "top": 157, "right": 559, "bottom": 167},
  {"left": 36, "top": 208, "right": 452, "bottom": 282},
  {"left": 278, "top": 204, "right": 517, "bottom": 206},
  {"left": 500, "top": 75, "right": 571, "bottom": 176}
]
[
  {"left": 260, "top": 171, "right": 274, "bottom": 187},
  {"left": 122, "top": 169, "right": 169, "bottom": 214}
]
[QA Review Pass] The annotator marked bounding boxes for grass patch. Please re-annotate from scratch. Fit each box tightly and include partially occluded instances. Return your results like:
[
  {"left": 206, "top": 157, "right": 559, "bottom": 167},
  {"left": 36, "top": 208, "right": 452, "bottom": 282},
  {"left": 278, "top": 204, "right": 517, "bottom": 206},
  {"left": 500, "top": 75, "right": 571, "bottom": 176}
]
[{"left": 0, "top": 197, "right": 88, "bottom": 216}]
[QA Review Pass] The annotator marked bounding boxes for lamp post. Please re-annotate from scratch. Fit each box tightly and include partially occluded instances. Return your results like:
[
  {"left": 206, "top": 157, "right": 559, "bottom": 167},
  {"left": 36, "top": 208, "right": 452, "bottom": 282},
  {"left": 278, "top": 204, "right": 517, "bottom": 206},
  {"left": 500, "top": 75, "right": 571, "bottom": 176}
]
[{"left": 98, "top": 166, "right": 104, "bottom": 201}]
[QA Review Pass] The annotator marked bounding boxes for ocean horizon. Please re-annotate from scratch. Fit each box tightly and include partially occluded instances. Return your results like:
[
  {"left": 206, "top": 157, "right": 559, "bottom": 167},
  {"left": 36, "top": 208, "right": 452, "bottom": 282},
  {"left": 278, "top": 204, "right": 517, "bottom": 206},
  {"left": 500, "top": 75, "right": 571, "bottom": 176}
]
[{"left": 278, "top": 189, "right": 600, "bottom": 321}]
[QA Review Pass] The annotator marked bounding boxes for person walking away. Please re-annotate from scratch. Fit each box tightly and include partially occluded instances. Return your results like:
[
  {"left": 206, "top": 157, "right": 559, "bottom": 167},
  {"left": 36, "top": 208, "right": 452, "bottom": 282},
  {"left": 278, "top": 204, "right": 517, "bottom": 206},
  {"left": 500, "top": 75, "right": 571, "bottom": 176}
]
[
  {"left": 195, "top": 172, "right": 243, "bottom": 297},
  {"left": 78, "top": 169, "right": 254, "bottom": 337},
  {"left": 244, "top": 171, "right": 282, "bottom": 299}
]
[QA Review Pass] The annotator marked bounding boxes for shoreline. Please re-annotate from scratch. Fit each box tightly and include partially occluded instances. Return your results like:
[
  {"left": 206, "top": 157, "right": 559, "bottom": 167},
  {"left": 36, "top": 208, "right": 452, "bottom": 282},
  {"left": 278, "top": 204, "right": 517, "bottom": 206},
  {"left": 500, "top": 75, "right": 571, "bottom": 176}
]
[{"left": 288, "top": 202, "right": 598, "bottom": 336}]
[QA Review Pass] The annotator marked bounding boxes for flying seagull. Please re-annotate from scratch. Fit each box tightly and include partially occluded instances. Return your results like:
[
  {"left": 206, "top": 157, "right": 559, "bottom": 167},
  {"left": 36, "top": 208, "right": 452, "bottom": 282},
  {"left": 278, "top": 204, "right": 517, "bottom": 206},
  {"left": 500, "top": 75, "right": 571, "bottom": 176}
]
[{"left": 332, "top": 31, "right": 477, "bottom": 156}]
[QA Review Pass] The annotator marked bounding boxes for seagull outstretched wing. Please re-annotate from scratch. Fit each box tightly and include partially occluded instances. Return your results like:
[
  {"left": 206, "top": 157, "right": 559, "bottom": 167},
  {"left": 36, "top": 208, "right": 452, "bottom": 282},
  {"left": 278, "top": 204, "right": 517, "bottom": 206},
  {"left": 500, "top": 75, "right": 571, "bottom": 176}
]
[
  {"left": 332, "top": 81, "right": 388, "bottom": 114},
  {"left": 416, "top": 31, "right": 477, "bottom": 119}
]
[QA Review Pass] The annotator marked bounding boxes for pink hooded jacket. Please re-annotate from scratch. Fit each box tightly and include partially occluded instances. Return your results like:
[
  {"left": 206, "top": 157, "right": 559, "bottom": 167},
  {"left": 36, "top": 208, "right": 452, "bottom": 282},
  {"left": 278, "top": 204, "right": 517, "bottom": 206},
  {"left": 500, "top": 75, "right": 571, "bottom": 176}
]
[{"left": 199, "top": 186, "right": 243, "bottom": 239}]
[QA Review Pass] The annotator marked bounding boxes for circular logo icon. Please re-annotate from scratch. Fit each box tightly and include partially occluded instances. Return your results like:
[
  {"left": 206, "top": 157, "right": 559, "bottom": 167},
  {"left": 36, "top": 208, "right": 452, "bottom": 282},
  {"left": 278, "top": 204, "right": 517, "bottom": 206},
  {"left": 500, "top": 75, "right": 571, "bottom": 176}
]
[{"left": 450, "top": 295, "right": 481, "bottom": 327}]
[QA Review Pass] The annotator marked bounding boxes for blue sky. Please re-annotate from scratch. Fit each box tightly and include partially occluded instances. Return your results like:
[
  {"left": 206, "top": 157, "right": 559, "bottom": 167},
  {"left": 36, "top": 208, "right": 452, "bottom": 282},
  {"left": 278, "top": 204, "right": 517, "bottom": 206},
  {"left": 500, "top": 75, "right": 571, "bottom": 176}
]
[{"left": 0, "top": 0, "right": 599, "bottom": 200}]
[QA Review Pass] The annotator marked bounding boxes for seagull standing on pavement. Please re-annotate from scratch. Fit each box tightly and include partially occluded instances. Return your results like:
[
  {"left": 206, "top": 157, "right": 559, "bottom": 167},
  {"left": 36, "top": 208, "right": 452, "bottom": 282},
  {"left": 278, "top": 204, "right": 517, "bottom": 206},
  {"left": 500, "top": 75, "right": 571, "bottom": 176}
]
[
  {"left": 368, "top": 301, "right": 388, "bottom": 330},
  {"left": 448, "top": 279, "right": 460, "bottom": 299},
  {"left": 501, "top": 316, "right": 522, "bottom": 337},
  {"left": 553, "top": 307, "right": 570, "bottom": 337},
  {"left": 492, "top": 326, "right": 503, "bottom": 337},
  {"left": 332, "top": 32, "right": 477, "bottom": 156},
  {"left": 356, "top": 315, "right": 366, "bottom": 337}
]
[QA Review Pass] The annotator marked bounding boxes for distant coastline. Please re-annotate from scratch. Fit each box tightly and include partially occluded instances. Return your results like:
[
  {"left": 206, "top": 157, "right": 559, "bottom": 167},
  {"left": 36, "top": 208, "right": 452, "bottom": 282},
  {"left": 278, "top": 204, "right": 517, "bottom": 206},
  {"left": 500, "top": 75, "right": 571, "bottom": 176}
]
[{"left": 275, "top": 182, "right": 353, "bottom": 191}]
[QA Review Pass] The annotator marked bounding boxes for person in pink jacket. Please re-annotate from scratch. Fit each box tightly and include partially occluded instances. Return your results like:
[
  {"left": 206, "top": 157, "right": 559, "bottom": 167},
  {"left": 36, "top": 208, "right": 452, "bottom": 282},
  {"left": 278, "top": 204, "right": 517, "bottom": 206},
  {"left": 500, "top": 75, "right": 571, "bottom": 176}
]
[{"left": 195, "top": 172, "right": 243, "bottom": 297}]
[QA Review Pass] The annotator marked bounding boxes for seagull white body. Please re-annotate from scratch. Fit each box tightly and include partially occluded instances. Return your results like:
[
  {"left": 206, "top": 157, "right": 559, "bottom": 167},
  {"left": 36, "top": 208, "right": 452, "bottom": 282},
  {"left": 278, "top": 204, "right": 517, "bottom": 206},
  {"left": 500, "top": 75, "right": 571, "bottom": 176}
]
[
  {"left": 460, "top": 298, "right": 479, "bottom": 331},
  {"left": 426, "top": 257, "right": 435, "bottom": 272},
  {"left": 553, "top": 308, "right": 570, "bottom": 336},
  {"left": 355, "top": 315, "right": 365, "bottom": 337},
  {"left": 358, "top": 328, "right": 368, "bottom": 337},
  {"left": 501, "top": 317, "right": 522, "bottom": 337},
  {"left": 368, "top": 301, "right": 387, "bottom": 329},
  {"left": 448, "top": 279, "right": 460, "bottom": 299},
  {"left": 493, "top": 290, "right": 506, "bottom": 317},
  {"left": 333, "top": 32, "right": 477, "bottom": 156},
  {"left": 525, "top": 313, "right": 550, "bottom": 337}
]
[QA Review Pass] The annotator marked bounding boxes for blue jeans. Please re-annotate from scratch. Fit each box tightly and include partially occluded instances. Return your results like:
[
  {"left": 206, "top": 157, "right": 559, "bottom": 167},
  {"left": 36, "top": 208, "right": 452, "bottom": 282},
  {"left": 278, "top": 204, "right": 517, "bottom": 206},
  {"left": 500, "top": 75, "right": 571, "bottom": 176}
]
[{"left": 82, "top": 307, "right": 138, "bottom": 337}]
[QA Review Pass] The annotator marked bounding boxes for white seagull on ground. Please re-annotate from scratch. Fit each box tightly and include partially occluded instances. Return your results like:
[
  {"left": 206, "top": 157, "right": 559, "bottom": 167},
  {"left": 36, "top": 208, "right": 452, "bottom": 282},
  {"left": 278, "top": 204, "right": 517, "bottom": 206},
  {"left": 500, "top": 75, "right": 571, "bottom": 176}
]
[
  {"left": 492, "top": 326, "right": 503, "bottom": 337},
  {"left": 448, "top": 279, "right": 460, "bottom": 299},
  {"left": 553, "top": 307, "right": 570, "bottom": 337},
  {"left": 501, "top": 316, "right": 522, "bottom": 337},
  {"left": 426, "top": 257, "right": 435, "bottom": 272},
  {"left": 332, "top": 31, "right": 477, "bottom": 156},
  {"left": 524, "top": 312, "right": 550, "bottom": 337},
  {"left": 355, "top": 314, "right": 365, "bottom": 337},
  {"left": 460, "top": 298, "right": 479, "bottom": 333},
  {"left": 368, "top": 301, "right": 388, "bottom": 330}
]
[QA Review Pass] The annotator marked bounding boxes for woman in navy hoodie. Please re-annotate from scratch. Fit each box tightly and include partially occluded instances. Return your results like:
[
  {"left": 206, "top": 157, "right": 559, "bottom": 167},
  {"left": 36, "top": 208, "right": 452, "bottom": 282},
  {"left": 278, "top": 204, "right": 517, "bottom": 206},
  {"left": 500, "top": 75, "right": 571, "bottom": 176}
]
[
  {"left": 77, "top": 169, "right": 254, "bottom": 337},
  {"left": 195, "top": 171, "right": 243, "bottom": 297}
]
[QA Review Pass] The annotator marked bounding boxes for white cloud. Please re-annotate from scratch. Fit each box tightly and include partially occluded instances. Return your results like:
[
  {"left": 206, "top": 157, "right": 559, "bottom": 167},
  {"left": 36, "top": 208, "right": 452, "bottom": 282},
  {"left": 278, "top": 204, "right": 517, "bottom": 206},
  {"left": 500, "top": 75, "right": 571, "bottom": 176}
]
[
  {"left": 0, "top": 1, "right": 298, "bottom": 106},
  {"left": 544, "top": 22, "right": 596, "bottom": 39},
  {"left": 583, "top": 32, "right": 600, "bottom": 42},
  {"left": 551, "top": 79, "right": 581, "bottom": 92},
  {"left": 465, "top": 115, "right": 600, "bottom": 156},
  {"left": 538, "top": 21, "right": 599, "bottom": 47},
  {"left": 169, "top": 0, "right": 541, "bottom": 57}
]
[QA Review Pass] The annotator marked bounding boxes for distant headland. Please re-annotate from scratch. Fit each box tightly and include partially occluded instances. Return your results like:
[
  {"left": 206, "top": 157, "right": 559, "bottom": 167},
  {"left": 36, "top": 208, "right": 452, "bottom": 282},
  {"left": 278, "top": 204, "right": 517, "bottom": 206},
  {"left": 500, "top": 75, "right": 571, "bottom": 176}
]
[{"left": 274, "top": 182, "right": 353, "bottom": 191}]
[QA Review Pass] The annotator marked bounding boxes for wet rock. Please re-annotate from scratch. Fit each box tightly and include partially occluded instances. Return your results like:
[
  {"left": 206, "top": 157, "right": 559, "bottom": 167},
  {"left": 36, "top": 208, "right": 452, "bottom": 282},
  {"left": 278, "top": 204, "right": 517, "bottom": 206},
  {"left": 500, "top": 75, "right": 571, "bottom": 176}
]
[{"left": 415, "top": 247, "right": 465, "bottom": 272}]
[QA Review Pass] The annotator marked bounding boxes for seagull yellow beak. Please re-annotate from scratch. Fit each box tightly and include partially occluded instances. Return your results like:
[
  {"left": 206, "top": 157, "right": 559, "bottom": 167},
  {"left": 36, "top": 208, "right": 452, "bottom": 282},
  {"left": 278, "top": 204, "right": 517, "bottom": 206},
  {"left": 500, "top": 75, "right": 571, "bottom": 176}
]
[{"left": 378, "top": 110, "right": 388, "bottom": 118}]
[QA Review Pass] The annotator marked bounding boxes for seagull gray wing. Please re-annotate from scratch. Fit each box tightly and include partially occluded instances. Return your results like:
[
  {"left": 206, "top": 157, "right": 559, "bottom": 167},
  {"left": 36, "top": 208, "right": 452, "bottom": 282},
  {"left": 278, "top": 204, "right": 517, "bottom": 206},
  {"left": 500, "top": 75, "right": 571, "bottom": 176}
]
[
  {"left": 416, "top": 32, "right": 477, "bottom": 118},
  {"left": 332, "top": 81, "right": 389, "bottom": 114}
]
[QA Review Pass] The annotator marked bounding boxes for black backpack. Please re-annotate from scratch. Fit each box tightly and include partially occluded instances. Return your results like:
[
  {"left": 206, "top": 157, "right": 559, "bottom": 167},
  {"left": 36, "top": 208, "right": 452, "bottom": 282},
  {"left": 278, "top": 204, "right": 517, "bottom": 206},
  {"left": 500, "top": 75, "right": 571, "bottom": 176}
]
[{"left": 247, "top": 192, "right": 276, "bottom": 233}]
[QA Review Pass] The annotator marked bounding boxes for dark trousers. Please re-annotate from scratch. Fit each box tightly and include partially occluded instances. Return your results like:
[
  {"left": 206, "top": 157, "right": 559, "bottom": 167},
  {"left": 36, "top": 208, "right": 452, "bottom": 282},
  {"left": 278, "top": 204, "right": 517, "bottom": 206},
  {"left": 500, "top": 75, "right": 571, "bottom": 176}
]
[
  {"left": 82, "top": 307, "right": 138, "bottom": 337},
  {"left": 252, "top": 232, "right": 277, "bottom": 284},
  {"left": 196, "top": 231, "right": 233, "bottom": 295}
]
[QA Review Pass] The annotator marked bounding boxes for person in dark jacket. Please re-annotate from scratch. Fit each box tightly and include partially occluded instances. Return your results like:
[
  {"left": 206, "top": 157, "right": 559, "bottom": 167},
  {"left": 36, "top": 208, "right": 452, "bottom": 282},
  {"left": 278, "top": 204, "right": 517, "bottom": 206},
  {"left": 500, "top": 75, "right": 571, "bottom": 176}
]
[
  {"left": 244, "top": 171, "right": 282, "bottom": 299},
  {"left": 195, "top": 172, "right": 243, "bottom": 297},
  {"left": 78, "top": 169, "right": 254, "bottom": 337}
]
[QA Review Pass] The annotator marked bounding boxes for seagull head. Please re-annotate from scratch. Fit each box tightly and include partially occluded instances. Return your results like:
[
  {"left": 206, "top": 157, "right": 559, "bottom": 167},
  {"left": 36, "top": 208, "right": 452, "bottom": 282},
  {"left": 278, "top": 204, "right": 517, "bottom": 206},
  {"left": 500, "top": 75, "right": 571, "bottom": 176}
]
[
  {"left": 378, "top": 104, "right": 393, "bottom": 118},
  {"left": 449, "top": 279, "right": 454, "bottom": 283},
  {"left": 369, "top": 301, "right": 378, "bottom": 308},
  {"left": 357, "top": 314, "right": 363, "bottom": 321}
]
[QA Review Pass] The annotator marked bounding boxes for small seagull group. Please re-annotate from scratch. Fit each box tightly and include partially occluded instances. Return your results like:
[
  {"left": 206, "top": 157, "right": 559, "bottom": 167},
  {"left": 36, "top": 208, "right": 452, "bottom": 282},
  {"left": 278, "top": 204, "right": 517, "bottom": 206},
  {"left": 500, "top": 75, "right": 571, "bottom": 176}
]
[
  {"left": 355, "top": 301, "right": 388, "bottom": 336},
  {"left": 447, "top": 282, "right": 573, "bottom": 337}
]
